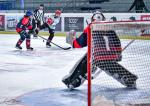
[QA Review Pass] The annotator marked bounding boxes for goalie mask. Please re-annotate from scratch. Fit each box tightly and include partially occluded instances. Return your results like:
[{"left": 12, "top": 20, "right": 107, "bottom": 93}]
[{"left": 91, "top": 11, "right": 106, "bottom": 22}]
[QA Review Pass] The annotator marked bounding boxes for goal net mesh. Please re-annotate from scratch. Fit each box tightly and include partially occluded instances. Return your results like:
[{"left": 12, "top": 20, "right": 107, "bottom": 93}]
[{"left": 87, "top": 20, "right": 150, "bottom": 106}]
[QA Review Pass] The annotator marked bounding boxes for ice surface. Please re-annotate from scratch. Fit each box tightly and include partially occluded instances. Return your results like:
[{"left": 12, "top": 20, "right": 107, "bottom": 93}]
[{"left": 0, "top": 34, "right": 150, "bottom": 106}]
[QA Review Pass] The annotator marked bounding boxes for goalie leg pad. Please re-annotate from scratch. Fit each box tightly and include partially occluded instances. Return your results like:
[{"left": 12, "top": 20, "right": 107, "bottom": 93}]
[
  {"left": 97, "top": 62, "right": 138, "bottom": 88},
  {"left": 62, "top": 54, "right": 87, "bottom": 89}
]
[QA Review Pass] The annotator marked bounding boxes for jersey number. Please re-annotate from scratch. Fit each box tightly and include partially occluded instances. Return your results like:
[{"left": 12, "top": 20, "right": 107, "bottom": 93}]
[{"left": 103, "top": 36, "right": 110, "bottom": 51}]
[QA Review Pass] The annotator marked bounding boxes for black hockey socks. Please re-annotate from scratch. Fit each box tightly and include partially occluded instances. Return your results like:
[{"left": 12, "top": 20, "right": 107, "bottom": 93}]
[{"left": 46, "top": 34, "right": 54, "bottom": 47}]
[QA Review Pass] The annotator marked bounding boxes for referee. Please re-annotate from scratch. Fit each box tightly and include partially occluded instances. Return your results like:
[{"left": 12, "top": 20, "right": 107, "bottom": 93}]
[{"left": 32, "top": 4, "right": 45, "bottom": 38}]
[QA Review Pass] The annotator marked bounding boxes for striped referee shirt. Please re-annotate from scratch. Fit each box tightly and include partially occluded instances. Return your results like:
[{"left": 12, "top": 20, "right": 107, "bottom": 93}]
[{"left": 33, "top": 9, "right": 44, "bottom": 23}]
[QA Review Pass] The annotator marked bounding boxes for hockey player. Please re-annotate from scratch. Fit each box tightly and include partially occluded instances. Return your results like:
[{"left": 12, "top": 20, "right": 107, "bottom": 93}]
[
  {"left": 15, "top": 10, "right": 33, "bottom": 50},
  {"left": 62, "top": 11, "right": 138, "bottom": 90},
  {"left": 32, "top": 4, "right": 45, "bottom": 38},
  {"left": 39, "top": 10, "right": 61, "bottom": 47}
]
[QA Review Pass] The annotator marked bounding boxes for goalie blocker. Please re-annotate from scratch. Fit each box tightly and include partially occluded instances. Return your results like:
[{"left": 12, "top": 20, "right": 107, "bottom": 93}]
[{"left": 62, "top": 12, "right": 138, "bottom": 89}]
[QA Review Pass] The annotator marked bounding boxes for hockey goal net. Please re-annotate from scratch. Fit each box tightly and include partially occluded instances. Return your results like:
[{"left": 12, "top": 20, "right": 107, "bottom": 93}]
[{"left": 87, "top": 20, "right": 150, "bottom": 106}]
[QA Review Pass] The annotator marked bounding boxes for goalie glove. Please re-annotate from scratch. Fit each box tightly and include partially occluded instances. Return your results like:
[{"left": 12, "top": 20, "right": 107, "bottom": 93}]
[{"left": 66, "top": 30, "right": 76, "bottom": 45}]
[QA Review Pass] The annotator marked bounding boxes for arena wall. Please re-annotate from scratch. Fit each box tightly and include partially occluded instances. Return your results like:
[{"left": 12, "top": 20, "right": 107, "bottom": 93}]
[{"left": 0, "top": 13, "right": 150, "bottom": 32}]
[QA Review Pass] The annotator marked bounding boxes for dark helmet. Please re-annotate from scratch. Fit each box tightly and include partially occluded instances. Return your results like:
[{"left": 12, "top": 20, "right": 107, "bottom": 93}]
[
  {"left": 40, "top": 4, "right": 44, "bottom": 7},
  {"left": 26, "top": 10, "right": 33, "bottom": 16}
]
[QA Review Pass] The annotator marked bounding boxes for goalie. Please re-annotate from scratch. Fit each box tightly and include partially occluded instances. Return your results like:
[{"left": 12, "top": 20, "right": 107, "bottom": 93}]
[{"left": 62, "top": 11, "right": 138, "bottom": 90}]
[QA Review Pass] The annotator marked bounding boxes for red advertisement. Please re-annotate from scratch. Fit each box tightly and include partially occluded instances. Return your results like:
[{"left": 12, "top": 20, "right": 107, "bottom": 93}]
[{"left": 0, "top": 15, "right": 5, "bottom": 31}]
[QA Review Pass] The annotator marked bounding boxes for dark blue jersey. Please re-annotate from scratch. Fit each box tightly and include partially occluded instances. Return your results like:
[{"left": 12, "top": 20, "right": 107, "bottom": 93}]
[{"left": 16, "top": 16, "right": 32, "bottom": 33}]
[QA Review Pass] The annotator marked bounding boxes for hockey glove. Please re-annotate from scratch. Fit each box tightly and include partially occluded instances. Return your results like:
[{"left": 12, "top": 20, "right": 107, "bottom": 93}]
[{"left": 47, "top": 18, "right": 54, "bottom": 25}]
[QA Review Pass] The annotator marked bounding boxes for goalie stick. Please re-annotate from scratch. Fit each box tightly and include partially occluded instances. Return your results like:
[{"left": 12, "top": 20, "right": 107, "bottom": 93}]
[
  {"left": 37, "top": 35, "right": 71, "bottom": 50},
  {"left": 122, "top": 39, "right": 135, "bottom": 51}
]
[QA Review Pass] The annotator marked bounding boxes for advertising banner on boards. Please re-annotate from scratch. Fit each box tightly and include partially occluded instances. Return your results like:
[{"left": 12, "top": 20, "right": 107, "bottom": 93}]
[
  {"left": 64, "top": 17, "right": 84, "bottom": 32},
  {"left": 0, "top": 15, "right": 5, "bottom": 31},
  {"left": 6, "top": 15, "right": 18, "bottom": 30}
]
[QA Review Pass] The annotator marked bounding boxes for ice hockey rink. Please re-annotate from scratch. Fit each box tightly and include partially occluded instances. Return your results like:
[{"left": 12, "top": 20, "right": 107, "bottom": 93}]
[{"left": 0, "top": 34, "right": 150, "bottom": 106}]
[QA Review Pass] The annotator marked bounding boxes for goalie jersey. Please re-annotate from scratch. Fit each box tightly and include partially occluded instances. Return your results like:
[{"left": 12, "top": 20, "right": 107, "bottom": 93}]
[{"left": 73, "top": 25, "right": 122, "bottom": 61}]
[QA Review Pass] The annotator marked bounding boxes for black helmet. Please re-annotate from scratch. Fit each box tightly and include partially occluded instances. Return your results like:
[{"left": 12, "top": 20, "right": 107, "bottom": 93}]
[{"left": 40, "top": 4, "right": 44, "bottom": 7}]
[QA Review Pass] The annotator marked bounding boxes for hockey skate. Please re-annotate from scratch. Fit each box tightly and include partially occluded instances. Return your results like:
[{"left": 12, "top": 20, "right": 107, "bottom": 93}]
[
  {"left": 62, "top": 74, "right": 86, "bottom": 90},
  {"left": 15, "top": 44, "right": 22, "bottom": 50},
  {"left": 121, "top": 75, "right": 138, "bottom": 89},
  {"left": 27, "top": 47, "right": 34, "bottom": 51},
  {"left": 98, "top": 62, "right": 138, "bottom": 89},
  {"left": 46, "top": 42, "right": 51, "bottom": 48},
  {"left": 33, "top": 34, "right": 38, "bottom": 39},
  {"left": 62, "top": 53, "right": 87, "bottom": 90}
]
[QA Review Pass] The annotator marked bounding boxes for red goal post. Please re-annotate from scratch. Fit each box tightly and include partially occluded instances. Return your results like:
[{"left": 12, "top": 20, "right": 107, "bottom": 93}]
[{"left": 87, "top": 20, "right": 150, "bottom": 106}]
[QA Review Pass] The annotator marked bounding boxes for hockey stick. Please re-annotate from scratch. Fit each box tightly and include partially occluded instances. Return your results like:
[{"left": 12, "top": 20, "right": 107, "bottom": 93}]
[
  {"left": 122, "top": 39, "right": 135, "bottom": 51},
  {"left": 86, "top": 19, "right": 89, "bottom": 25},
  {"left": 37, "top": 35, "right": 71, "bottom": 50}
]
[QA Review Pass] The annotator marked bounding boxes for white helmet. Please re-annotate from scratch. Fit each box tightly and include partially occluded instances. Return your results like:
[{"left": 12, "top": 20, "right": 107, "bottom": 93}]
[{"left": 91, "top": 11, "right": 105, "bottom": 22}]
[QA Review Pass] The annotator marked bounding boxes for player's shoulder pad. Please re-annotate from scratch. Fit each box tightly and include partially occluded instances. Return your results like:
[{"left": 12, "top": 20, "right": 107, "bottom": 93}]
[{"left": 22, "top": 17, "right": 29, "bottom": 25}]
